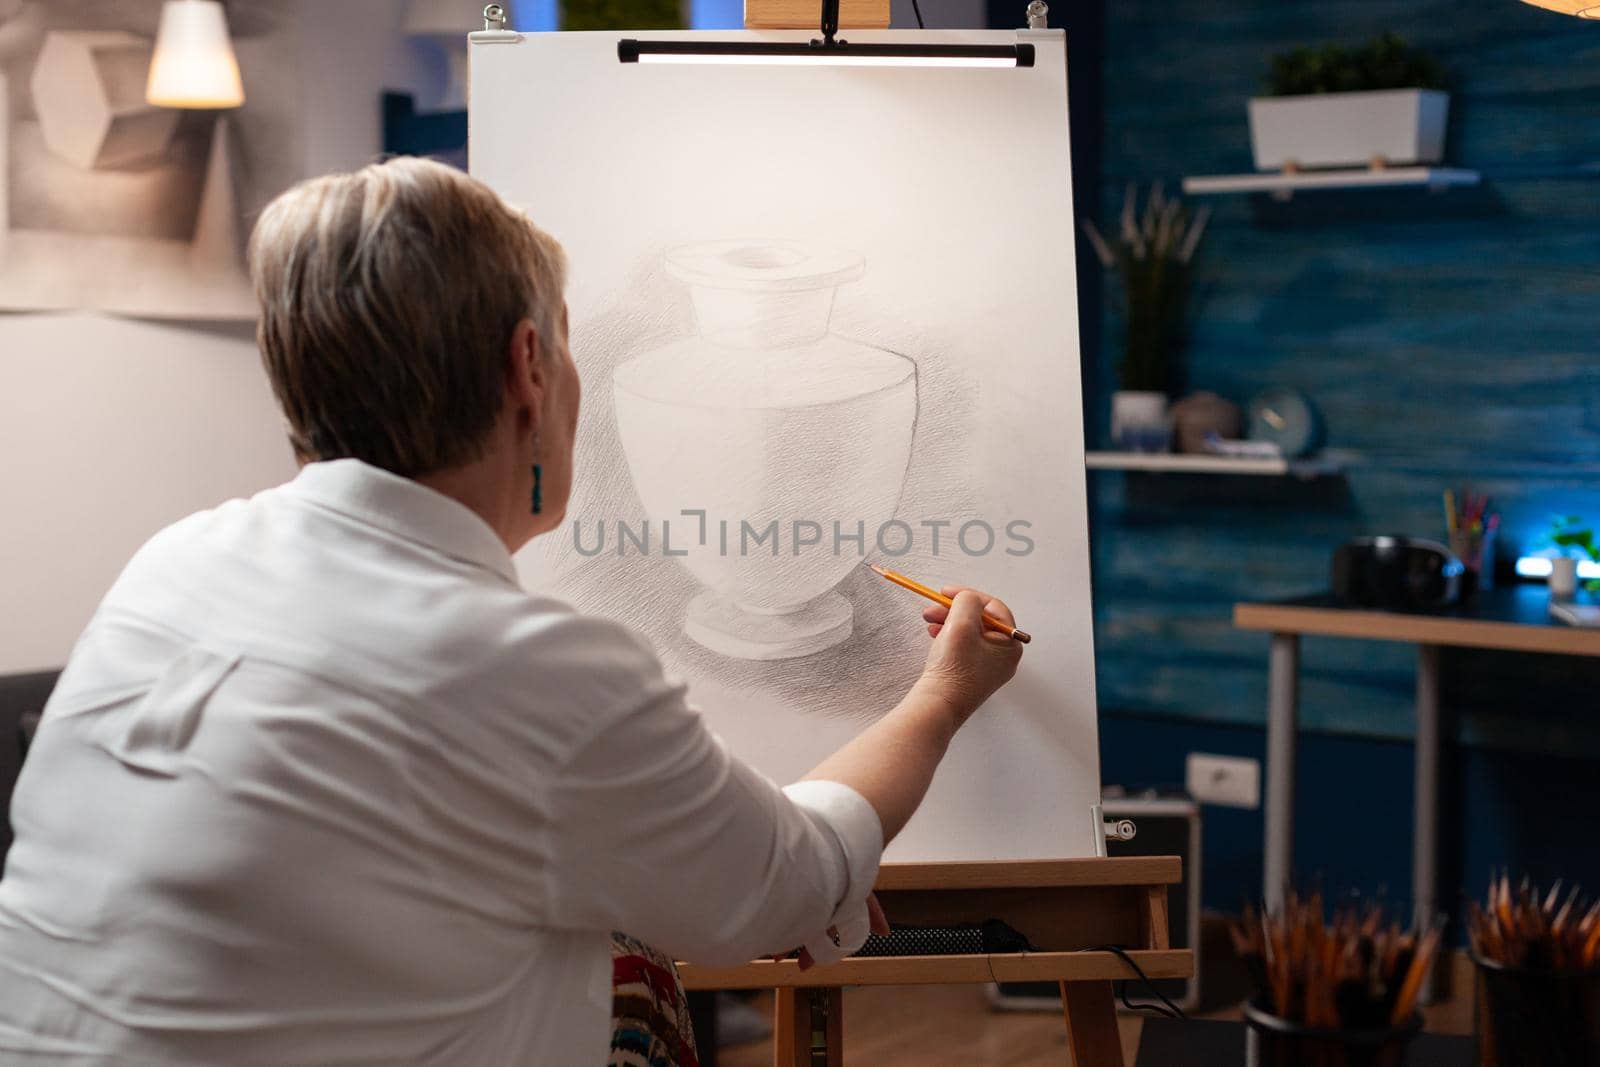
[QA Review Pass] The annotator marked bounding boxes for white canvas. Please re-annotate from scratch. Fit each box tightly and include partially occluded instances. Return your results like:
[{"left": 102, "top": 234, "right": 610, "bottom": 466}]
[{"left": 471, "top": 29, "right": 1100, "bottom": 861}]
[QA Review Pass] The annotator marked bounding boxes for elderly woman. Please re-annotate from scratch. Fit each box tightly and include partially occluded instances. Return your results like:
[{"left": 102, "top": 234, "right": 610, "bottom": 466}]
[{"left": 0, "top": 158, "right": 1022, "bottom": 1065}]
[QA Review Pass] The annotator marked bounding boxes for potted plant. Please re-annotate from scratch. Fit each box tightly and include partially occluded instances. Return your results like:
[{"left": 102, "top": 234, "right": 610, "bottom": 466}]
[
  {"left": 1249, "top": 33, "right": 1449, "bottom": 172},
  {"left": 1547, "top": 515, "right": 1599, "bottom": 598},
  {"left": 1082, "top": 183, "right": 1208, "bottom": 452}
]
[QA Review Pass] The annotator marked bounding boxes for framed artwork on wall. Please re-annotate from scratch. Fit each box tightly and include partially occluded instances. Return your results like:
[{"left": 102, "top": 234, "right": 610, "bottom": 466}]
[{"left": 0, "top": 0, "right": 297, "bottom": 321}]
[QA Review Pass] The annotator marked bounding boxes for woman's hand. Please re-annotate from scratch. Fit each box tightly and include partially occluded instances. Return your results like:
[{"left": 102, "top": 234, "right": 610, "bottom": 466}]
[
  {"left": 795, "top": 587, "right": 1025, "bottom": 860},
  {"left": 914, "top": 588, "right": 1025, "bottom": 729},
  {"left": 788, "top": 894, "right": 891, "bottom": 971}
]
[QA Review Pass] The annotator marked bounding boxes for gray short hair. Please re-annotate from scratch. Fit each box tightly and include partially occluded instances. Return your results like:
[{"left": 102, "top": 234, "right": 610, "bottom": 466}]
[{"left": 248, "top": 156, "right": 568, "bottom": 476}]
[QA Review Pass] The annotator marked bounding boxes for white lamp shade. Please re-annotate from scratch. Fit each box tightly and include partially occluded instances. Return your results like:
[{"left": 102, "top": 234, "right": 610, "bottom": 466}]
[
  {"left": 404, "top": 0, "right": 511, "bottom": 35},
  {"left": 146, "top": 0, "right": 244, "bottom": 109}
]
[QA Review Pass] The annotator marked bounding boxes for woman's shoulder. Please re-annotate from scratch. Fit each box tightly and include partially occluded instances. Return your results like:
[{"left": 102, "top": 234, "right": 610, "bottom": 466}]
[
  {"left": 508, "top": 595, "right": 658, "bottom": 666},
  {"left": 465, "top": 594, "right": 679, "bottom": 730}
]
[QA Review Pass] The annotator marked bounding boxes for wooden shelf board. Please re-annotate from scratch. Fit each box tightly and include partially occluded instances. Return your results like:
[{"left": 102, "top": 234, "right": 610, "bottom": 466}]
[
  {"left": 1182, "top": 167, "right": 1480, "bottom": 196},
  {"left": 1085, "top": 451, "right": 1340, "bottom": 477}
]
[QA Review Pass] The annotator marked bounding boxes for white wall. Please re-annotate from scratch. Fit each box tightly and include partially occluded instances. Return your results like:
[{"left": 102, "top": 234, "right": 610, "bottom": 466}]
[
  {"left": 0, "top": 2, "right": 434, "bottom": 673},
  {"left": 298, "top": 1, "right": 448, "bottom": 175},
  {"left": 0, "top": 318, "right": 293, "bottom": 672}
]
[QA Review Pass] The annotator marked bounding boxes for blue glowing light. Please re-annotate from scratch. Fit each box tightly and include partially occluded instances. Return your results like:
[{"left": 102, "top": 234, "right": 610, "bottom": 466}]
[{"left": 1515, "top": 555, "right": 1600, "bottom": 580}]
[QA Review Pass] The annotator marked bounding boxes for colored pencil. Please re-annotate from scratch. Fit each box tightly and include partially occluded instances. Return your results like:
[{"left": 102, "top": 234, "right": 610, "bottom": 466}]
[
  {"left": 863, "top": 563, "right": 1031, "bottom": 644},
  {"left": 1444, "top": 487, "right": 1496, "bottom": 540}
]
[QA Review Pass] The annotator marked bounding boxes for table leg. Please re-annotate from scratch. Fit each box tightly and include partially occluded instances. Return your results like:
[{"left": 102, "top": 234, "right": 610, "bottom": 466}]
[
  {"left": 1060, "top": 980, "right": 1124, "bottom": 1067},
  {"left": 1263, "top": 632, "right": 1300, "bottom": 912},
  {"left": 772, "top": 987, "right": 842, "bottom": 1067},
  {"left": 1414, "top": 643, "right": 1441, "bottom": 1004}
]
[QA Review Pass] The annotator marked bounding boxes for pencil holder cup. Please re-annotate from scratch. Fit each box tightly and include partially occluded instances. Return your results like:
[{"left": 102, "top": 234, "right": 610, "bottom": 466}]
[
  {"left": 1244, "top": 1001, "right": 1421, "bottom": 1067},
  {"left": 1473, "top": 954, "right": 1600, "bottom": 1067},
  {"left": 1448, "top": 528, "right": 1496, "bottom": 592}
]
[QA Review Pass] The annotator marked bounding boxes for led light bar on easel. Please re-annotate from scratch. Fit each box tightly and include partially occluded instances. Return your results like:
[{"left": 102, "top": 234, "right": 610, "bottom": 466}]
[
  {"left": 617, "top": 39, "right": 1033, "bottom": 67},
  {"left": 618, "top": 0, "right": 1033, "bottom": 68}
]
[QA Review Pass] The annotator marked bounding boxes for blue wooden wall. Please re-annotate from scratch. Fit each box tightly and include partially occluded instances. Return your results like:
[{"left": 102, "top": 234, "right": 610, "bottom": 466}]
[
  {"left": 1074, "top": 0, "right": 1600, "bottom": 911},
  {"left": 1091, "top": 0, "right": 1600, "bottom": 753}
]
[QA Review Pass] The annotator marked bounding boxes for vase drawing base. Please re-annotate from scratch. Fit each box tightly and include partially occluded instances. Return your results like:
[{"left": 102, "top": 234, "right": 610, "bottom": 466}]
[{"left": 684, "top": 589, "right": 852, "bottom": 660}]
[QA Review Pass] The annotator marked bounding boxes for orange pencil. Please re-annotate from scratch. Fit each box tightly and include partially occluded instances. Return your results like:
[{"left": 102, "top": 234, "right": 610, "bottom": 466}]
[
  {"left": 1390, "top": 924, "right": 1441, "bottom": 1026},
  {"left": 864, "top": 562, "right": 1032, "bottom": 644}
]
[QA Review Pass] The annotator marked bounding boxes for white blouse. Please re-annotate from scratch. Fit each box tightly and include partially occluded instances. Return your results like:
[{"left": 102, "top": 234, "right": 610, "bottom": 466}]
[{"left": 0, "top": 459, "right": 882, "bottom": 1066}]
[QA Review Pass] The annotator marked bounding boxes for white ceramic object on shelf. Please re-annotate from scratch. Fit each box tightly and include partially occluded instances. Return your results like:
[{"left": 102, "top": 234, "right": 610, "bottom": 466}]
[
  {"left": 1110, "top": 390, "right": 1170, "bottom": 453},
  {"left": 1248, "top": 89, "right": 1449, "bottom": 171},
  {"left": 613, "top": 240, "right": 917, "bottom": 660},
  {"left": 1550, "top": 556, "right": 1580, "bottom": 599}
]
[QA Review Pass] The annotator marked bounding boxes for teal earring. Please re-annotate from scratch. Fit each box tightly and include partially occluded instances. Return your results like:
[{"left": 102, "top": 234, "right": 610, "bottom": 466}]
[{"left": 531, "top": 464, "right": 543, "bottom": 515}]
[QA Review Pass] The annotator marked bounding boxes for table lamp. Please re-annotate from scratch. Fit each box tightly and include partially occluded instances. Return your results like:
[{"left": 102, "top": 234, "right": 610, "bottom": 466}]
[
  {"left": 145, "top": 0, "right": 244, "bottom": 276},
  {"left": 146, "top": 0, "right": 243, "bottom": 109}
]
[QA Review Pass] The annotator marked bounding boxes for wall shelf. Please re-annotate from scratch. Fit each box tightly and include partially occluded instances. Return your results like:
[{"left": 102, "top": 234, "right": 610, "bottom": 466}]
[
  {"left": 1085, "top": 451, "right": 1343, "bottom": 478},
  {"left": 1181, "top": 167, "right": 1480, "bottom": 198}
]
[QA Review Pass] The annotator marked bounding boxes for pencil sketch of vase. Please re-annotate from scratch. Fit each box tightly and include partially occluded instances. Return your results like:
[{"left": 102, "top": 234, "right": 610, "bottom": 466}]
[{"left": 613, "top": 240, "right": 917, "bottom": 660}]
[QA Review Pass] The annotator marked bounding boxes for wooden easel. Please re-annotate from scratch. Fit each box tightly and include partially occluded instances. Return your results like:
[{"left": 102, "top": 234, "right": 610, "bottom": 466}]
[
  {"left": 678, "top": 856, "right": 1191, "bottom": 1067},
  {"left": 667, "top": 7, "right": 1190, "bottom": 1062}
]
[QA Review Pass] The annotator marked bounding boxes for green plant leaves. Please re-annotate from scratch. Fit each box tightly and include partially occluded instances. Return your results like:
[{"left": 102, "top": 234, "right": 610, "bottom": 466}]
[
  {"left": 1088, "top": 184, "right": 1205, "bottom": 394},
  {"left": 561, "top": 0, "right": 683, "bottom": 31},
  {"left": 1266, "top": 33, "right": 1447, "bottom": 97},
  {"left": 1550, "top": 515, "right": 1598, "bottom": 560}
]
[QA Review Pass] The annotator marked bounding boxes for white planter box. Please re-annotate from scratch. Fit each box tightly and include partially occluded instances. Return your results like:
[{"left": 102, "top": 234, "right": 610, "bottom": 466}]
[{"left": 1247, "top": 89, "right": 1450, "bottom": 171}]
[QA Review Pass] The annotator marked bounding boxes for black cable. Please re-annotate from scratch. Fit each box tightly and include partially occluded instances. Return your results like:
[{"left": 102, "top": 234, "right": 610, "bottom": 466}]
[
  {"left": 910, "top": 0, "right": 925, "bottom": 28},
  {"left": 1090, "top": 944, "right": 1188, "bottom": 1022},
  {"left": 1117, "top": 978, "right": 1182, "bottom": 1021}
]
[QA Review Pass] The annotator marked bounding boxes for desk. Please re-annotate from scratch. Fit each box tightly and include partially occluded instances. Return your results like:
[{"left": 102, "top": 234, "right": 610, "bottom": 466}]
[{"left": 1234, "top": 586, "right": 1600, "bottom": 989}]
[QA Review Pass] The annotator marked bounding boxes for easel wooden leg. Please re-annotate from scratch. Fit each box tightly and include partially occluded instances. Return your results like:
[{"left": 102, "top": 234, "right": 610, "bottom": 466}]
[
  {"left": 772, "top": 988, "right": 806, "bottom": 1066},
  {"left": 1060, "top": 980, "right": 1124, "bottom": 1067},
  {"left": 771, "top": 987, "right": 843, "bottom": 1067}
]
